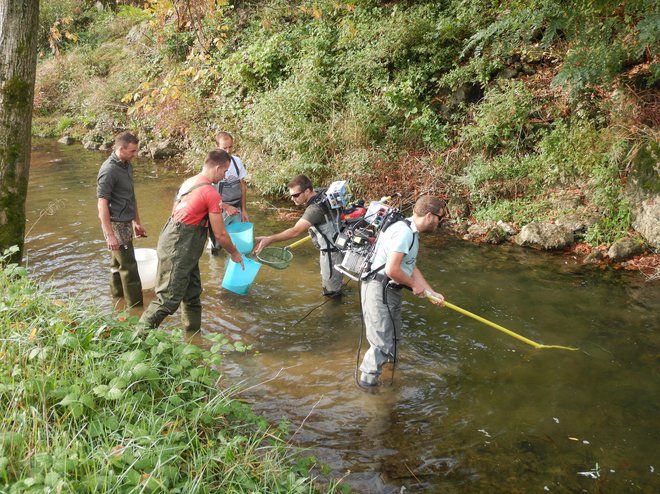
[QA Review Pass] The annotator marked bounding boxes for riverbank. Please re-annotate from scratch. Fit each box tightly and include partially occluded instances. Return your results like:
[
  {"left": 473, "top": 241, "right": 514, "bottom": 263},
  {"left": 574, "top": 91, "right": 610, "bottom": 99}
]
[
  {"left": 447, "top": 216, "right": 660, "bottom": 280},
  {"left": 0, "top": 246, "right": 343, "bottom": 493},
  {"left": 33, "top": 1, "right": 659, "bottom": 273}
]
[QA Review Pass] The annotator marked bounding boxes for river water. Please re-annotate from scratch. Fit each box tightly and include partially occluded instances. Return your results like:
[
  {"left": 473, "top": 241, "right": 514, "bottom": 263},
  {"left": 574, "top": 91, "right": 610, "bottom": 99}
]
[{"left": 23, "top": 139, "right": 659, "bottom": 493}]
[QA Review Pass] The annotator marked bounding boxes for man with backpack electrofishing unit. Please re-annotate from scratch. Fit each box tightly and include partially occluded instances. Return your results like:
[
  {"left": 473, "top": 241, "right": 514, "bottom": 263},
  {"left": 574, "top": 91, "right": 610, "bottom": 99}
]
[
  {"left": 356, "top": 195, "right": 448, "bottom": 388},
  {"left": 254, "top": 174, "right": 346, "bottom": 298}
]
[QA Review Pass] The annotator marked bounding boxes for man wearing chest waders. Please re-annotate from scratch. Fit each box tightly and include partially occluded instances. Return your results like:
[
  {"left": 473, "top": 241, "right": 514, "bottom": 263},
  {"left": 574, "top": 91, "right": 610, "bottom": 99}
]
[
  {"left": 209, "top": 132, "right": 249, "bottom": 255},
  {"left": 97, "top": 132, "right": 146, "bottom": 308},
  {"left": 254, "top": 174, "right": 345, "bottom": 298},
  {"left": 358, "top": 196, "right": 448, "bottom": 388},
  {"left": 140, "top": 150, "right": 243, "bottom": 332}
]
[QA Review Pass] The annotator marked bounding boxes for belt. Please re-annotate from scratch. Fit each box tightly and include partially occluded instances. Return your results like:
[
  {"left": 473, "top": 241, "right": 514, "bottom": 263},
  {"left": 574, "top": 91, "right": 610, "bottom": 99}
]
[
  {"left": 371, "top": 272, "right": 389, "bottom": 284},
  {"left": 367, "top": 272, "right": 404, "bottom": 290}
]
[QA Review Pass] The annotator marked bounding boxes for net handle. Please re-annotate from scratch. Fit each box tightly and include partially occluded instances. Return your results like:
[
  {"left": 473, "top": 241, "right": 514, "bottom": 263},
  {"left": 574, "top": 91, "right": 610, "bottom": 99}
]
[{"left": 285, "top": 235, "right": 312, "bottom": 250}]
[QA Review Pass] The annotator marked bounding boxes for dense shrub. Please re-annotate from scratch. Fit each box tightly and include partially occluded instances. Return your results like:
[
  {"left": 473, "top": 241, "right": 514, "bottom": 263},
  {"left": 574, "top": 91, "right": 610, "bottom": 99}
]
[
  {"left": 461, "top": 80, "right": 540, "bottom": 155},
  {"left": 38, "top": 0, "right": 85, "bottom": 53},
  {"left": 33, "top": 0, "right": 658, "bottom": 243}
]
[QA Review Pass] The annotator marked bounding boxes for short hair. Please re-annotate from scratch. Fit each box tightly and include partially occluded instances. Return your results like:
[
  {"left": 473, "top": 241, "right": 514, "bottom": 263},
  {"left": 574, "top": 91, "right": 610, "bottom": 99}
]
[
  {"left": 114, "top": 131, "right": 139, "bottom": 148},
  {"left": 214, "top": 131, "right": 233, "bottom": 146},
  {"left": 287, "top": 174, "right": 313, "bottom": 192},
  {"left": 413, "top": 196, "right": 447, "bottom": 217},
  {"left": 204, "top": 149, "right": 231, "bottom": 167}
]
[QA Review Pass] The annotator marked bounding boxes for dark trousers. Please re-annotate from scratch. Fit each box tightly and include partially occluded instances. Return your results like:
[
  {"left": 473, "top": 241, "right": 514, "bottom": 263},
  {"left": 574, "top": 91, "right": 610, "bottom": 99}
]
[
  {"left": 109, "top": 241, "right": 143, "bottom": 307},
  {"left": 140, "top": 219, "right": 207, "bottom": 332}
]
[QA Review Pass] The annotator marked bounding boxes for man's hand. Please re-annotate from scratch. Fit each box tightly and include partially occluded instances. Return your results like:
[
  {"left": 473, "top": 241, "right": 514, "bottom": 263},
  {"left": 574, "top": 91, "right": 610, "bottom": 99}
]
[
  {"left": 241, "top": 210, "right": 250, "bottom": 222},
  {"left": 106, "top": 233, "right": 120, "bottom": 251},
  {"left": 230, "top": 250, "right": 244, "bottom": 268},
  {"left": 224, "top": 204, "right": 239, "bottom": 216},
  {"left": 254, "top": 236, "right": 272, "bottom": 255},
  {"left": 133, "top": 221, "right": 147, "bottom": 238},
  {"left": 425, "top": 289, "right": 445, "bottom": 306}
]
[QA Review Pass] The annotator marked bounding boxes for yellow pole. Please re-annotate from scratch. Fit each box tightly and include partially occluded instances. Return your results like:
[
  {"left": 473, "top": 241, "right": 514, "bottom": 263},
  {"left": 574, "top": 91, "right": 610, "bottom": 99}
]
[
  {"left": 425, "top": 292, "right": 578, "bottom": 351},
  {"left": 285, "top": 235, "right": 312, "bottom": 250}
]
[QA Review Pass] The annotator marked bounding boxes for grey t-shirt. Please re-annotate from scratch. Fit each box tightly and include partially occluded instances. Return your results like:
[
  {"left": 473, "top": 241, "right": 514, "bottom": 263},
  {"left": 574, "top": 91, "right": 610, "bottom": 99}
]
[
  {"left": 301, "top": 202, "right": 326, "bottom": 226},
  {"left": 96, "top": 152, "right": 136, "bottom": 222},
  {"left": 302, "top": 191, "right": 336, "bottom": 226}
]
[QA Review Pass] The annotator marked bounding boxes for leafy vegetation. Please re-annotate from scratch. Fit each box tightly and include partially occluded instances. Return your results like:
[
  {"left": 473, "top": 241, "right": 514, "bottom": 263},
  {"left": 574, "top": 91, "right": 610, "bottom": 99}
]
[
  {"left": 33, "top": 0, "right": 659, "bottom": 246},
  {"left": 0, "top": 246, "right": 344, "bottom": 493}
]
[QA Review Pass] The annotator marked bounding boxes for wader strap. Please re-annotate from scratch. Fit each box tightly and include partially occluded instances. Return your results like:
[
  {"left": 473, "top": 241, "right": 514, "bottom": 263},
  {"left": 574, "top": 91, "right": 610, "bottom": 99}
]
[
  {"left": 319, "top": 245, "right": 336, "bottom": 275},
  {"left": 315, "top": 227, "right": 340, "bottom": 275},
  {"left": 309, "top": 199, "right": 341, "bottom": 274},
  {"left": 174, "top": 181, "right": 213, "bottom": 234},
  {"left": 316, "top": 202, "right": 341, "bottom": 252},
  {"left": 176, "top": 181, "right": 213, "bottom": 202}
]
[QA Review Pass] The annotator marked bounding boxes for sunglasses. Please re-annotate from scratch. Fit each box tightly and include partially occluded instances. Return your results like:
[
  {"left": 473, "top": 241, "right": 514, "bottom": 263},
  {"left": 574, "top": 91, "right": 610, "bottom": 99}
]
[
  {"left": 431, "top": 212, "right": 448, "bottom": 224},
  {"left": 290, "top": 191, "right": 304, "bottom": 198}
]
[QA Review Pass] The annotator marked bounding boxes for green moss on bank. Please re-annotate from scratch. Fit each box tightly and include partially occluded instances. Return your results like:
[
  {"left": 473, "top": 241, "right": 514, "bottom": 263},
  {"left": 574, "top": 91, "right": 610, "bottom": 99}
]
[
  {"left": 1, "top": 78, "right": 31, "bottom": 111},
  {"left": 630, "top": 141, "right": 660, "bottom": 195}
]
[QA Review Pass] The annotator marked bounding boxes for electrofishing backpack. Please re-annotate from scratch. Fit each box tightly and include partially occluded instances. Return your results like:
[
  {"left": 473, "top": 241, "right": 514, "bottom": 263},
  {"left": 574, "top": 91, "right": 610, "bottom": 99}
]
[
  {"left": 333, "top": 198, "right": 407, "bottom": 281},
  {"left": 307, "top": 180, "right": 355, "bottom": 252}
]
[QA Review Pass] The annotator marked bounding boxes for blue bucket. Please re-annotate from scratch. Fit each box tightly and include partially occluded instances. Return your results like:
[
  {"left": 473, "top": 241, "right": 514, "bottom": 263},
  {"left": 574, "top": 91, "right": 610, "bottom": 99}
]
[
  {"left": 226, "top": 222, "right": 254, "bottom": 253},
  {"left": 222, "top": 255, "right": 261, "bottom": 295}
]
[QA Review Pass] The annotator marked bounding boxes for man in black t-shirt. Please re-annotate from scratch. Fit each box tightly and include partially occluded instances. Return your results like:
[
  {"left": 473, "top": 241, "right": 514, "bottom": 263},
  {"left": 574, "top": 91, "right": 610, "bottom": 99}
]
[{"left": 254, "top": 175, "right": 344, "bottom": 297}]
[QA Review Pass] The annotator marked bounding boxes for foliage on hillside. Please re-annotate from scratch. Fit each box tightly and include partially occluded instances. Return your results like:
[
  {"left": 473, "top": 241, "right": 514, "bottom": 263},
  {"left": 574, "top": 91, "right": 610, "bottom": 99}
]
[
  {"left": 0, "top": 246, "right": 344, "bottom": 492},
  {"left": 33, "top": 0, "right": 659, "bottom": 246}
]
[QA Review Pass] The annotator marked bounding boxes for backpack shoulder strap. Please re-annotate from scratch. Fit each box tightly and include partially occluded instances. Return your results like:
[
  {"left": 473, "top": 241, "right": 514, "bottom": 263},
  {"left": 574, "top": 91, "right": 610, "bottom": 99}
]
[
  {"left": 404, "top": 219, "right": 417, "bottom": 250},
  {"left": 364, "top": 219, "right": 414, "bottom": 277}
]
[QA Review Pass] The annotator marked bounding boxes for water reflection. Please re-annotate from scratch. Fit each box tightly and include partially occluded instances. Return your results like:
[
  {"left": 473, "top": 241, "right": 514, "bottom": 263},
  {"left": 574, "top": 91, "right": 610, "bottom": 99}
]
[{"left": 25, "top": 139, "right": 660, "bottom": 493}]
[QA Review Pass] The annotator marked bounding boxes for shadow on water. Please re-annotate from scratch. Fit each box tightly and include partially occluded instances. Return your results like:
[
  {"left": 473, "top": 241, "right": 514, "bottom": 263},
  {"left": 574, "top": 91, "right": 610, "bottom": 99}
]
[{"left": 25, "top": 139, "right": 660, "bottom": 493}]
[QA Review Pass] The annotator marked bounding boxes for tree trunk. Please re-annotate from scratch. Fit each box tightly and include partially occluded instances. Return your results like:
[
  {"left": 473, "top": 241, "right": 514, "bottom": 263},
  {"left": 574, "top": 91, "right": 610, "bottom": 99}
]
[{"left": 0, "top": 0, "right": 39, "bottom": 264}]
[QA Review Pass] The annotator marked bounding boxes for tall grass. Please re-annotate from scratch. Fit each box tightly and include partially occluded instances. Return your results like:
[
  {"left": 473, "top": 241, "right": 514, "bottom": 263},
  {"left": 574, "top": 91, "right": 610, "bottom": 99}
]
[{"left": 0, "top": 246, "right": 343, "bottom": 493}]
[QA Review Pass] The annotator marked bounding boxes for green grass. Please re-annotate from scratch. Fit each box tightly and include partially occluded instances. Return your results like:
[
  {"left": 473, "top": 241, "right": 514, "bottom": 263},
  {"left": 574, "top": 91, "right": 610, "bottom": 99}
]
[{"left": 0, "top": 246, "right": 345, "bottom": 493}]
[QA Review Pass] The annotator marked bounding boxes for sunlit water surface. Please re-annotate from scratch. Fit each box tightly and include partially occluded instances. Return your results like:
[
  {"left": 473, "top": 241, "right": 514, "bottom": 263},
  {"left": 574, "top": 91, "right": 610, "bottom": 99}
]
[{"left": 24, "top": 139, "right": 660, "bottom": 493}]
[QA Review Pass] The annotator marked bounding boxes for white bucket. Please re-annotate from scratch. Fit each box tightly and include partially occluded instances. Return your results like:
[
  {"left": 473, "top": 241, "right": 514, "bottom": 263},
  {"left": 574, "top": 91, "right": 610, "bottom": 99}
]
[{"left": 135, "top": 248, "right": 158, "bottom": 290}]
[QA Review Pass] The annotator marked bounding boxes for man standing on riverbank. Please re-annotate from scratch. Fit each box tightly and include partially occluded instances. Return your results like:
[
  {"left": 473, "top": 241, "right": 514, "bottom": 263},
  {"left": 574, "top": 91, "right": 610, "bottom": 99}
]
[
  {"left": 209, "top": 131, "right": 249, "bottom": 255},
  {"left": 140, "top": 150, "right": 243, "bottom": 332},
  {"left": 254, "top": 174, "right": 344, "bottom": 298},
  {"left": 358, "top": 195, "right": 447, "bottom": 388},
  {"left": 97, "top": 131, "right": 146, "bottom": 307}
]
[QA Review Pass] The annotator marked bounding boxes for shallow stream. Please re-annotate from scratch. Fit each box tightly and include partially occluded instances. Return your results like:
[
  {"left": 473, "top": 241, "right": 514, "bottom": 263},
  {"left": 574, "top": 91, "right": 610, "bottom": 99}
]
[{"left": 24, "top": 139, "right": 660, "bottom": 493}]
